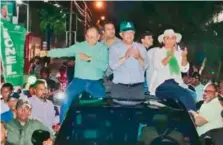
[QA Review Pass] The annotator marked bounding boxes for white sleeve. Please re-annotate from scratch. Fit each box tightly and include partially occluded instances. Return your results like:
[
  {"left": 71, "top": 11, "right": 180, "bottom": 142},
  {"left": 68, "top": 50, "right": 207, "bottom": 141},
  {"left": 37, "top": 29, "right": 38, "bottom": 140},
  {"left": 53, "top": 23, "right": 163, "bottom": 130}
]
[{"left": 154, "top": 49, "right": 165, "bottom": 70}]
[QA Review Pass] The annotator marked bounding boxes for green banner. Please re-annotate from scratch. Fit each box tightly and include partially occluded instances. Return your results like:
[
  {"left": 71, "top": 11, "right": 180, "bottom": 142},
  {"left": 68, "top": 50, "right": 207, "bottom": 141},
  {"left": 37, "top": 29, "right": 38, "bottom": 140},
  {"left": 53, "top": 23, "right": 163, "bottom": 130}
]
[
  {"left": 1, "top": 1, "right": 14, "bottom": 22},
  {"left": 1, "top": 19, "right": 26, "bottom": 86}
]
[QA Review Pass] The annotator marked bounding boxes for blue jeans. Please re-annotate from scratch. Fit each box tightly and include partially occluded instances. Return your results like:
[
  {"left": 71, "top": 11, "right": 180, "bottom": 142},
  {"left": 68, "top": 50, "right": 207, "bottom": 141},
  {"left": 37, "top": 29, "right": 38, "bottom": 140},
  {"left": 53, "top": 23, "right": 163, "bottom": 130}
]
[
  {"left": 155, "top": 79, "right": 197, "bottom": 111},
  {"left": 60, "top": 78, "right": 105, "bottom": 123}
]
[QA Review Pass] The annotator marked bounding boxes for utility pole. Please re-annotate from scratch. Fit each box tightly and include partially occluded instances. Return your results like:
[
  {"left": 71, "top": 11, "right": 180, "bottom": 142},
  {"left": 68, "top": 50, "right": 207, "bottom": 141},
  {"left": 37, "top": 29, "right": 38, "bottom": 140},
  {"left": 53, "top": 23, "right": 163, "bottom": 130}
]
[{"left": 69, "top": 0, "right": 73, "bottom": 46}]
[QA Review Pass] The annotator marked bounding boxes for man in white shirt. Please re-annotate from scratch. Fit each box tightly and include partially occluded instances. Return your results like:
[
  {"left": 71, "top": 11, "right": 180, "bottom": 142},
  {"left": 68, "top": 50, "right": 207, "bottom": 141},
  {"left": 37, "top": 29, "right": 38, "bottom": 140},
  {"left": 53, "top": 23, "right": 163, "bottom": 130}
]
[
  {"left": 189, "top": 83, "right": 223, "bottom": 136},
  {"left": 1, "top": 83, "right": 13, "bottom": 114},
  {"left": 29, "top": 80, "right": 55, "bottom": 129},
  {"left": 152, "top": 29, "right": 197, "bottom": 111}
]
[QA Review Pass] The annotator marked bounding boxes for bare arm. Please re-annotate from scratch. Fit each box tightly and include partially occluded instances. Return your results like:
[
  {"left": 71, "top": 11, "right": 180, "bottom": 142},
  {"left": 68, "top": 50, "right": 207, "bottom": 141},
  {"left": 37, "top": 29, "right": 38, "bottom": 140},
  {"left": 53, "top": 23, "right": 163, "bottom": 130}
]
[
  {"left": 189, "top": 111, "right": 208, "bottom": 127},
  {"left": 194, "top": 114, "right": 208, "bottom": 127}
]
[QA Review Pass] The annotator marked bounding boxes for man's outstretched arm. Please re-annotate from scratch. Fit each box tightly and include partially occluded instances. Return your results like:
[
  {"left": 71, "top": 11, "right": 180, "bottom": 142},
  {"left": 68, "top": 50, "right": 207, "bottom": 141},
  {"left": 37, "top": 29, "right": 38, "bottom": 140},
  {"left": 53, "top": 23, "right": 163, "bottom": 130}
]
[{"left": 47, "top": 44, "right": 79, "bottom": 58}]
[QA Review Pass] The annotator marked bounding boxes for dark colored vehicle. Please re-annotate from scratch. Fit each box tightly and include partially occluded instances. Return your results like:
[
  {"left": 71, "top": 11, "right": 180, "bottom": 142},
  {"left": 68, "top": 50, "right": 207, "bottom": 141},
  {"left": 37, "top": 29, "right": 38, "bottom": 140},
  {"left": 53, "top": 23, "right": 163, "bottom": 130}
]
[{"left": 55, "top": 95, "right": 201, "bottom": 145}]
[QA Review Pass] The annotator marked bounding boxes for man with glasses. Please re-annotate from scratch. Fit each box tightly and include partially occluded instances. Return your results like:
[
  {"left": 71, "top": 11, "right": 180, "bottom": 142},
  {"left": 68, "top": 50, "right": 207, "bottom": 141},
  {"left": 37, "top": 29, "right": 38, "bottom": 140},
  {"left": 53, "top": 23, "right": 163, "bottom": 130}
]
[
  {"left": 189, "top": 83, "right": 223, "bottom": 137},
  {"left": 47, "top": 26, "right": 108, "bottom": 123}
]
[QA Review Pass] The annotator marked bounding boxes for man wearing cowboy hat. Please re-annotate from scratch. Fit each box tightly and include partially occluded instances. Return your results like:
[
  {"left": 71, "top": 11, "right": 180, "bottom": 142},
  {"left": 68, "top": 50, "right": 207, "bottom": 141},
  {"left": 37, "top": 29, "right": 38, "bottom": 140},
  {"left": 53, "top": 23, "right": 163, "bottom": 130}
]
[
  {"left": 151, "top": 29, "right": 197, "bottom": 111},
  {"left": 109, "top": 21, "right": 148, "bottom": 100}
]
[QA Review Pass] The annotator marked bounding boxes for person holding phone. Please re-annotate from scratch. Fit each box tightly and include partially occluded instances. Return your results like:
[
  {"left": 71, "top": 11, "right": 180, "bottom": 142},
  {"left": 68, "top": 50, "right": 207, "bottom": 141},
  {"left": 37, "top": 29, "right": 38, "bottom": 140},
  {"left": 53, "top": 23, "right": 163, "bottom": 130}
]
[{"left": 151, "top": 29, "right": 197, "bottom": 111}]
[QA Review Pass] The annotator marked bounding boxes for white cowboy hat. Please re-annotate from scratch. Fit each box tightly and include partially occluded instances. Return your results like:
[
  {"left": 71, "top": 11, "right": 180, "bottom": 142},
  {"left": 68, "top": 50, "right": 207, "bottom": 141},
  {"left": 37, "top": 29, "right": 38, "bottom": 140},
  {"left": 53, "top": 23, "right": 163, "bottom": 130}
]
[{"left": 158, "top": 29, "right": 182, "bottom": 43}]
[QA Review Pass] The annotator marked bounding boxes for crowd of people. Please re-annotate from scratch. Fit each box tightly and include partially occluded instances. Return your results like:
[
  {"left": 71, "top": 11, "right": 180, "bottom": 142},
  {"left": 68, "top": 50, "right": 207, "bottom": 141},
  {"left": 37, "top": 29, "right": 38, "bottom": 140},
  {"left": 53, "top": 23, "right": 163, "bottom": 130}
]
[{"left": 1, "top": 20, "right": 223, "bottom": 145}]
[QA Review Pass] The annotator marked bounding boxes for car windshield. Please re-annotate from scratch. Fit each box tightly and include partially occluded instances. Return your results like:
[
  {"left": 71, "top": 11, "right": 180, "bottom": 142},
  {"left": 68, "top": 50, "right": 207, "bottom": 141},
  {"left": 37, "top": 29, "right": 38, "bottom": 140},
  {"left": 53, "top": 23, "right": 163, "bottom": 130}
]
[{"left": 55, "top": 97, "right": 201, "bottom": 145}]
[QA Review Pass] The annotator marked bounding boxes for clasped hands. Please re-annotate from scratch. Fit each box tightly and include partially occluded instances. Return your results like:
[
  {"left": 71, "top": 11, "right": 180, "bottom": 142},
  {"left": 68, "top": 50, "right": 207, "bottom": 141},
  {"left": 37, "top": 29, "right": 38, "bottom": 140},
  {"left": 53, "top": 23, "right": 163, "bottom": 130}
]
[{"left": 124, "top": 47, "right": 141, "bottom": 60}]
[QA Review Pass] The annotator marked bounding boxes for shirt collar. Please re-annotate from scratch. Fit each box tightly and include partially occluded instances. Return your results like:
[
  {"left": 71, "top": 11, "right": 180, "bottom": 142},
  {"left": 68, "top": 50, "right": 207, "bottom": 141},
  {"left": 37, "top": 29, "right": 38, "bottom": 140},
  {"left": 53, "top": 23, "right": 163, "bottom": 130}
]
[
  {"left": 33, "top": 95, "right": 47, "bottom": 103},
  {"left": 101, "top": 37, "right": 120, "bottom": 47},
  {"left": 14, "top": 118, "right": 31, "bottom": 127},
  {"left": 84, "top": 41, "right": 99, "bottom": 47}
]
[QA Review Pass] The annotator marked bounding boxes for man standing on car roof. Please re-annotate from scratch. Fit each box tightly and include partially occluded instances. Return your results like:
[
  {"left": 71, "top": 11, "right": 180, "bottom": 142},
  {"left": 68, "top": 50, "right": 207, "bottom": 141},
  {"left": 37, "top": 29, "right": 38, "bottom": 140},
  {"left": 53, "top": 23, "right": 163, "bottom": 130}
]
[{"left": 109, "top": 21, "right": 148, "bottom": 100}]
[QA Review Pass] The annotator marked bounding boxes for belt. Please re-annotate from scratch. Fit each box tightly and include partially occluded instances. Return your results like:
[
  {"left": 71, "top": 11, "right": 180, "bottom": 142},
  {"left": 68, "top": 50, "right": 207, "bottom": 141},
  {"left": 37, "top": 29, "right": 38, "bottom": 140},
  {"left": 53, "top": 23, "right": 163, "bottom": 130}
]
[{"left": 119, "top": 83, "right": 143, "bottom": 87}]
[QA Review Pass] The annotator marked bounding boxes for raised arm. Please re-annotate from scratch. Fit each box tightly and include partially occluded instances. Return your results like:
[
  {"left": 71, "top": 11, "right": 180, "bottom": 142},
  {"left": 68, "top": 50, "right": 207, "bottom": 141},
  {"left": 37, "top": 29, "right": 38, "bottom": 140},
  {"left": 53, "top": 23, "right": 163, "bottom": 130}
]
[
  {"left": 47, "top": 44, "right": 79, "bottom": 58},
  {"left": 180, "top": 48, "right": 190, "bottom": 72}
]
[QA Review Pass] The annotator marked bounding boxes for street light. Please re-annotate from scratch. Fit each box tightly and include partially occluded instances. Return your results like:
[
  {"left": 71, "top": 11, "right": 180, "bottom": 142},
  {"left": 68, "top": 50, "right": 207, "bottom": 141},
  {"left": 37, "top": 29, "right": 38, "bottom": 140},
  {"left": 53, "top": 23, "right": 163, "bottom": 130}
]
[
  {"left": 95, "top": 1, "right": 104, "bottom": 9},
  {"left": 100, "top": 16, "right": 105, "bottom": 21}
]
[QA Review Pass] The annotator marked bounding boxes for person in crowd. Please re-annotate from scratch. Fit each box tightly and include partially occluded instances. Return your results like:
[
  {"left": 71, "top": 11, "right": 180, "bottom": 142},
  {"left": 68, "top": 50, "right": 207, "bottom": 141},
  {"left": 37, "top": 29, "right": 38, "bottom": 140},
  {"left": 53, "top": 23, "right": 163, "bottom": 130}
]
[
  {"left": 189, "top": 83, "right": 223, "bottom": 137},
  {"left": 138, "top": 31, "right": 154, "bottom": 51},
  {"left": 40, "top": 67, "right": 59, "bottom": 93},
  {"left": 219, "top": 95, "right": 223, "bottom": 110},
  {"left": 47, "top": 26, "right": 108, "bottom": 123},
  {"left": 29, "top": 80, "right": 55, "bottom": 129},
  {"left": 28, "top": 57, "right": 42, "bottom": 78},
  {"left": 182, "top": 73, "right": 190, "bottom": 85},
  {"left": 56, "top": 65, "right": 68, "bottom": 90},
  {"left": 1, "top": 93, "right": 20, "bottom": 123},
  {"left": 66, "top": 59, "right": 75, "bottom": 84},
  {"left": 6, "top": 99, "right": 54, "bottom": 145},
  {"left": 109, "top": 21, "right": 148, "bottom": 99},
  {"left": 20, "top": 84, "right": 35, "bottom": 99},
  {"left": 138, "top": 31, "right": 155, "bottom": 95},
  {"left": 1, "top": 83, "right": 13, "bottom": 114},
  {"left": 0, "top": 121, "right": 11, "bottom": 145},
  {"left": 189, "top": 72, "right": 205, "bottom": 102},
  {"left": 101, "top": 21, "right": 121, "bottom": 92},
  {"left": 219, "top": 80, "right": 223, "bottom": 95},
  {"left": 151, "top": 29, "right": 197, "bottom": 111},
  {"left": 182, "top": 72, "right": 197, "bottom": 92},
  {"left": 101, "top": 21, "right": 121, "bottom": 48}
]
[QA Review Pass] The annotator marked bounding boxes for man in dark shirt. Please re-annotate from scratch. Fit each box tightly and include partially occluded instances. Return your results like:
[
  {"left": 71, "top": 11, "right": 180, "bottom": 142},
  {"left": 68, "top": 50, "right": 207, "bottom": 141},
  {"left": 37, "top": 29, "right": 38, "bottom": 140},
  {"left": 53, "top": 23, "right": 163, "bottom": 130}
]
[{"left": 40, "top": 67, "right": 59, "bottom": 93}]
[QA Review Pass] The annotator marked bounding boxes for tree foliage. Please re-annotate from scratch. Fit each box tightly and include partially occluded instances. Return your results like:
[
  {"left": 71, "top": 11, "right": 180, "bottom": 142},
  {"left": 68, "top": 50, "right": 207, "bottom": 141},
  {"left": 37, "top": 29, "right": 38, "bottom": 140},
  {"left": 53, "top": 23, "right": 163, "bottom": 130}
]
[
  {"left": 113, "top": 1, "right": 223, "bottom": 77},
  {"left": 39, "top": 6, "right": 66, "bottom": 41}
]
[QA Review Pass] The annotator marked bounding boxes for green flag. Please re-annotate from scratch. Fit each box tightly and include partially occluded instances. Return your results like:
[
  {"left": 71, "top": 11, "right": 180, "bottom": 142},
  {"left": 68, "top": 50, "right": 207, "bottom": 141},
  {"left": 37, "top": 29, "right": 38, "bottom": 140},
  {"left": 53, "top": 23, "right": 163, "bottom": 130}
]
[
  {"left": 1, "top": 1, "right": 14, "bottom": 22},
  {"left": 1, "top": 19, "right": 26, "bottom": 86}
]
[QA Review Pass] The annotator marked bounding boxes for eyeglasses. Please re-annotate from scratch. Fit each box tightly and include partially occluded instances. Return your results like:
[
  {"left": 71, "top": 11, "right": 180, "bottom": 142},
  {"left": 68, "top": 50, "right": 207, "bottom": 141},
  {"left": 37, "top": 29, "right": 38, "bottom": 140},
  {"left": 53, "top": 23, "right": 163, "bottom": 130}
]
[{"left": 204, "top": 90, "right": 216, "bottom": 93}]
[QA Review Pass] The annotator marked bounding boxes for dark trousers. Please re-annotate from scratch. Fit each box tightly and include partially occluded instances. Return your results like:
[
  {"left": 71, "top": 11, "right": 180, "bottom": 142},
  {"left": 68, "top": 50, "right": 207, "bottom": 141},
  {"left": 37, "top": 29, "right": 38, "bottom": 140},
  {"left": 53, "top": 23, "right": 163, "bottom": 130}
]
[
  {"left": 155, "top": 79, "right": 197, "bottom": 111},
  {"left": 60, "top": 78, "right": 105, "bottom": 123},
  {"left": 111, "top": 83, "right": 144, "bottom": 100},
  {"left": 200, "top": 128, "right": 223, "bottom": 145}
]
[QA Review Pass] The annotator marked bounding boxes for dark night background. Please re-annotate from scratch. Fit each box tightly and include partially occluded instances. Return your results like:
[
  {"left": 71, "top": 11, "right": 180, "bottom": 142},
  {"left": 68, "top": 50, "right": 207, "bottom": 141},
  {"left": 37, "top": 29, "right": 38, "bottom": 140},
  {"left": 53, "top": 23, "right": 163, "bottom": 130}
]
[{"left": 22, "top": 1, "right": 223, "bottom": 79}]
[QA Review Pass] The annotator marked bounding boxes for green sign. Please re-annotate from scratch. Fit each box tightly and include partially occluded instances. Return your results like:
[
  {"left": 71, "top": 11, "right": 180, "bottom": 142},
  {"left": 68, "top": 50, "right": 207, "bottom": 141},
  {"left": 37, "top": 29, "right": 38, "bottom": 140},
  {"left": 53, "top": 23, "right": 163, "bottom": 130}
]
[
  {"left": 1, "top": 19, "right": 26, "bottom": 86},
  {"left": 1, "top": 1, "right": 14, "bottom": 22}
]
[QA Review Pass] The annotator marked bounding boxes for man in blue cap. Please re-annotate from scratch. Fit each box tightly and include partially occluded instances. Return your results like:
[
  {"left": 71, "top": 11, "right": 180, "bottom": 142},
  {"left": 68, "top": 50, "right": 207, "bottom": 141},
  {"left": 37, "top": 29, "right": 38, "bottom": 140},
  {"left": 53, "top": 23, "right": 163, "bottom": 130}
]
[
  {"left": 1, "top": 92, "right": 20, "bottom": 123},
  {"left": 109, "top": 21, "right": 148, "bottom": 99}
]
